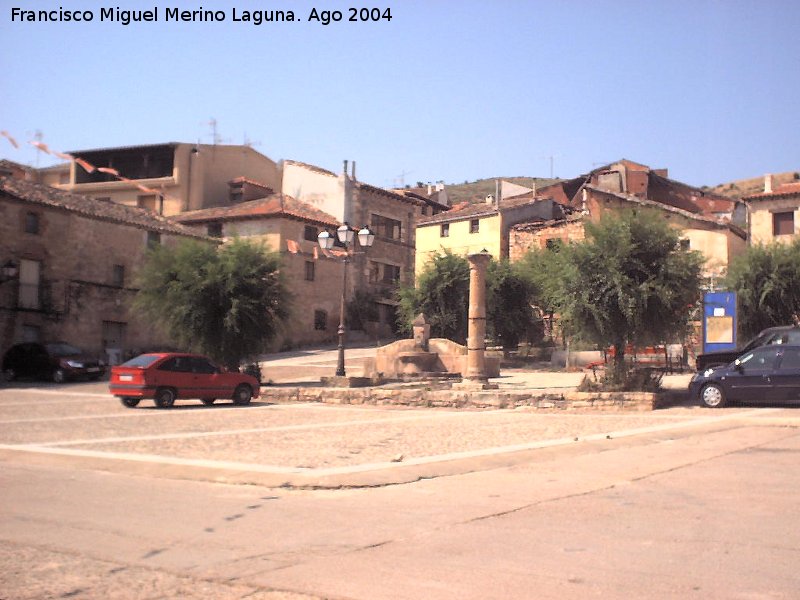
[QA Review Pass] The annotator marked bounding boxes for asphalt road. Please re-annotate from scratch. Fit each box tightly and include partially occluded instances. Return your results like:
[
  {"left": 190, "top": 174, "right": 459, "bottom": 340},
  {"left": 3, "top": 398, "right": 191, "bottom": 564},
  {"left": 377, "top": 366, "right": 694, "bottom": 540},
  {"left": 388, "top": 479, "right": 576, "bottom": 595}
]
[{"left": 1, "top": 379, "right": 799, "bottom": 599}]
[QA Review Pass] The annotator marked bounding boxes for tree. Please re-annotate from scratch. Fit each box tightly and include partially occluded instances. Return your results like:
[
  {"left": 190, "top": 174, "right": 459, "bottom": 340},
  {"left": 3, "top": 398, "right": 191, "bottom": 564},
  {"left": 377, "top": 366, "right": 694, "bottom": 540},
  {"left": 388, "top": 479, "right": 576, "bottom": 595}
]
[
  {"left": 486, "top": 259, "right": 540, "bottom": 352},
  {"left": 725, "top": 239, "right": 800, "bottom": 339},
  {"left": 134, "top": 238, "right": 291, "bottom": 368},
  {"left": 524, "top": 210, "right": 703, "bottom": 382},
  {"left": 396, "top": 251, "right": 470, "bottom": 343}
]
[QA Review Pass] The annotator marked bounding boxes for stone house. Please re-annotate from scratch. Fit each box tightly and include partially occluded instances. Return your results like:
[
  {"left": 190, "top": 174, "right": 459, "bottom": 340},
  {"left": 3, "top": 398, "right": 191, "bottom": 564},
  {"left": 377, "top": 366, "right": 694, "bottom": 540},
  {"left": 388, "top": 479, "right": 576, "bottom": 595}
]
[
  {"left": 60, "top": 142, "right": 281, "bottom": 216},
  {"left": 281, "top": 160, "right": 430, "bottom": 334},
  {"left": 509, "top": 160, "right": 748, "bottom": 280},
  {"left": 743, "top": 176, "right": 800, "bottom": 245},
  {"left": 173, "top": 192, "right": 347, "bottom": 349},
  {"left": 0, "top": 174, "right": 212, "bottom": 363}
]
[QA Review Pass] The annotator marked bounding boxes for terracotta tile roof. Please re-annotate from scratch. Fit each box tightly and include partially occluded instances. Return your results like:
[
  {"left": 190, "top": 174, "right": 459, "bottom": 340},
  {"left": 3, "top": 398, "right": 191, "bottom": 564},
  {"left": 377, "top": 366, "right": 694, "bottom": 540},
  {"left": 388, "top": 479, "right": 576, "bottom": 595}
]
[
  {"left": 584, "top": 184, "right": 746, "bottom": 239},
  {"left": 356, "top": 182, "right": 426, "bottom": 206},
  {"left": 173, "top": 193, "right": 340, "bottom": 227},
  {"left": 744, "top": 182, "right": 800, "bottom": 200},
  {"left": 228, "top": 176, "right": 272, "bottom": 188},
  {"left": 282, "top": 159, "right": 338, "bottom": 178},
  {"left": 0, "top": 176, "right": 209, "bottom": 239},
  {"left": 418, "top": 196, "right": 540, "bottom": 226}
]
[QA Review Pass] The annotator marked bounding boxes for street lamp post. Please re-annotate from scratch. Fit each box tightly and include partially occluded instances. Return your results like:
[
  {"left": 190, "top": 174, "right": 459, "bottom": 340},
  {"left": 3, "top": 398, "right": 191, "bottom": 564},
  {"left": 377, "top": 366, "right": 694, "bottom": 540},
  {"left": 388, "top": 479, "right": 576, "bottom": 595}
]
[{"left": 318, "top": 223, "right": 375, "bottom": 377}]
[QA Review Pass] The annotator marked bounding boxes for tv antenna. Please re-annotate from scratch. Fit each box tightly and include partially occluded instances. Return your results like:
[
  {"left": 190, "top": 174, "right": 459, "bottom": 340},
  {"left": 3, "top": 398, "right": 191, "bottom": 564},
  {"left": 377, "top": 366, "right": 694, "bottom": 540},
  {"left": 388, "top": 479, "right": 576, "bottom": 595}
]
[
  {"left": 395, "top": 169, "right": 413, "bottom": 188},
  {"left": 538, "top": 154, "right": 563, "bottom": 179},
  {"left": 206, "top": 118, "right": 231, "bottom": 145}
]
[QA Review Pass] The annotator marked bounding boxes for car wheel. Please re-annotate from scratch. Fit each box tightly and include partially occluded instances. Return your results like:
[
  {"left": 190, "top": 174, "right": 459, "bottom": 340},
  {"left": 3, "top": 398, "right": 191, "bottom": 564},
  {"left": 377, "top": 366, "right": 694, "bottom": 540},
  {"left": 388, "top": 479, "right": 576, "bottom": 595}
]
[
  {"left": 52, "top": 369, "right": 66, "bottom": 384},
  {"left": 701, "top": 383, "right": 726, "bottom": 408},
  {"left": 119, "top": 397, "right": 140, "bottom": 408},
  {"left": 3, "top": 368, "right": 15, "bottom": 382},
  {"left": 233, "top": 384, "right": 252, "bottom": 406},
  {"left": 154, "top": 387, "right": 176, "bottom": 408},
  {"left": 201, "top": 398, "right": 216, "bottom": 406}
]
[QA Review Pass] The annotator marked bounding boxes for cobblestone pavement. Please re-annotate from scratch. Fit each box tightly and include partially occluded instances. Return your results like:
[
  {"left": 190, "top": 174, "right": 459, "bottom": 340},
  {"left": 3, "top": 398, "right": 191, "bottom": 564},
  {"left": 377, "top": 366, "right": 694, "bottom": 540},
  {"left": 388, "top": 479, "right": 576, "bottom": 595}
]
[{"left": 0, "top": 371, "right": 761, "bottom": 490}]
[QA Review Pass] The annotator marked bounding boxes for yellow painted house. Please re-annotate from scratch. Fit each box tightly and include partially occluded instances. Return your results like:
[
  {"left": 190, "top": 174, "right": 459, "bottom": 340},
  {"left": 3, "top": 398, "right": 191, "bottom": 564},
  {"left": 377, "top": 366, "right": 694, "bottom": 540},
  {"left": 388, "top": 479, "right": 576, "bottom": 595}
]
[
  {"left": 743, "top": 178, "right": 800, "bottom": 246},
  {"left": 415, "top": 195, "right": 564, "bottom": 278}
]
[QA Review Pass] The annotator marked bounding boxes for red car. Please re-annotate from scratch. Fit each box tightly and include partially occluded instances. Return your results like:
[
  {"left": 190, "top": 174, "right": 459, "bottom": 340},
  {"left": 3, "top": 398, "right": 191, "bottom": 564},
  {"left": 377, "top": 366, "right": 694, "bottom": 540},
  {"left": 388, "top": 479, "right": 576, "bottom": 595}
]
[{"left": 109, "top": 353, "right": 260, "bottom": 408}]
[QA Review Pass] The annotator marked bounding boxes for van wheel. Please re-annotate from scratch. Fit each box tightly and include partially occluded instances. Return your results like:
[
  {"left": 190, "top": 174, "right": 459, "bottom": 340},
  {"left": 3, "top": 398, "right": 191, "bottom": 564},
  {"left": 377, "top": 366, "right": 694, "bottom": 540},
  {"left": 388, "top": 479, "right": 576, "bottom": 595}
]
[
  {"left": 52, "top": 369, "right": 66, "bottom": 384},
  {"left": 3, "top": 368, "right": 16, "bottom": 382},
  {"left": 154, "top": 387, "right": 176, "bottom": 408}
]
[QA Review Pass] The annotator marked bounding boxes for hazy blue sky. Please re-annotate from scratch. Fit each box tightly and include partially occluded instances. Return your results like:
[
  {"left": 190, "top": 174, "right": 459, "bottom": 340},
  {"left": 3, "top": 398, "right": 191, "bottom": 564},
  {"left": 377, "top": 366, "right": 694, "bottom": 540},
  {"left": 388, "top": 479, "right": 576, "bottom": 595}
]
[{"left": 1, "top": 0, "right": 798, "bottom": 189}]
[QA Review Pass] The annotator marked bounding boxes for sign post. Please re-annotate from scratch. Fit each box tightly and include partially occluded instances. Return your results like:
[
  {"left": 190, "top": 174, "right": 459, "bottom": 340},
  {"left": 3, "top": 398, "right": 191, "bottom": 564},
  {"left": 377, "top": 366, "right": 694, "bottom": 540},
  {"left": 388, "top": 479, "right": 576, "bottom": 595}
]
[{"left": 702, "top": 292, "right": 737, "bottom": 354}]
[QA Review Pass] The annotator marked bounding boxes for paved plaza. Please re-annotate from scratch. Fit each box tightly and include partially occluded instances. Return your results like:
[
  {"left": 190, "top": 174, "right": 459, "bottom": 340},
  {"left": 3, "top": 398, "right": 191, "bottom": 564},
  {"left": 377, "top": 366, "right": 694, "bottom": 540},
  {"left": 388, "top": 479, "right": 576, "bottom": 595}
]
[{"left": 0, "top": 367, "right": 778, "bottom": 489}]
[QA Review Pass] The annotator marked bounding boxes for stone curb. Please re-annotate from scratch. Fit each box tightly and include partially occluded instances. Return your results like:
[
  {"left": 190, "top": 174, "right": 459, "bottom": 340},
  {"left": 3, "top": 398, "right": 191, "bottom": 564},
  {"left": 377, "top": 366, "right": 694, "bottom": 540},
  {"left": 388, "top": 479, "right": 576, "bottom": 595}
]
[{"left": 261, "top": 385, "right": 667, "bottom": 411}]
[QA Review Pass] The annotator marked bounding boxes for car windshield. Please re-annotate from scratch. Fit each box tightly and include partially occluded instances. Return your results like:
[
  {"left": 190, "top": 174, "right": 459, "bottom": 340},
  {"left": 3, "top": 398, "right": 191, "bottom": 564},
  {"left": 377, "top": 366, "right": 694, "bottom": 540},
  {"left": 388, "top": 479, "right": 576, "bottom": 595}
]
[
  {"left": 45, "top": 343, "right": 83, "bottom": 357},
  {"left": 121, "top": 354, "right": 162, "bottom": 368}
]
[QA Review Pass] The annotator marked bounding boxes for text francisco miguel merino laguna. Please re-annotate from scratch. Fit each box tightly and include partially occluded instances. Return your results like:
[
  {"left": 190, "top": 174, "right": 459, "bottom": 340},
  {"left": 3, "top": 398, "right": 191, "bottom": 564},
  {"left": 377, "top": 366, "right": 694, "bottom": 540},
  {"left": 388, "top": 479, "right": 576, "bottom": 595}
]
[{"left": 10, "top": 6, "right": 305, "bottom": 25}]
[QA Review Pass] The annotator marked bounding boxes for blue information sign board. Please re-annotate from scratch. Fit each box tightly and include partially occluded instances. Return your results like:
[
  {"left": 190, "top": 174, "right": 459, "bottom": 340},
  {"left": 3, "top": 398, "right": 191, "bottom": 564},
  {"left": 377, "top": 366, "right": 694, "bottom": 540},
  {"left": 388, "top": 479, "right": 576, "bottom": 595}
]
[{"left": 702, "top": 292, "right": 738, "bottom": 354}]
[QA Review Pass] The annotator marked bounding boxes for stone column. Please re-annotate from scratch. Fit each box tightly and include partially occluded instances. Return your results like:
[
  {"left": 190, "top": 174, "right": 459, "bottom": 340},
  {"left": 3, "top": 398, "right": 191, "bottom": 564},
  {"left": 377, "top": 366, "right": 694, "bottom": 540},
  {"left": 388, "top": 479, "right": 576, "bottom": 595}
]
[{"left": 463, "top": 249, "right": 495, "bottom": 386}]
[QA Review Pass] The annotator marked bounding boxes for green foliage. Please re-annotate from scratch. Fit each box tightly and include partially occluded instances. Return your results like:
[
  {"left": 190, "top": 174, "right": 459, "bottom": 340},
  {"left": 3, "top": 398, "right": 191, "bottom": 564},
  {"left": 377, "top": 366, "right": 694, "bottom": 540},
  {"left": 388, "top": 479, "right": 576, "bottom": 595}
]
[
  {"left": 522, "top": 210, "right": 703, "bottom": 382},
  {"left": 397, "top": 251, "right": 470, "bottom": 343},
  {"left": 397, "top": 253, "right": 541, "bottom": 349},
  {"left": 134, "top": 238, "right": 291, "bottom": 368},
  {"left": 725, "top": 239, "right": 800, "bottom": 339},
  {"left": 346, "top": 289, "right": 380, "bottom": 331},
  {"left": 486, "top": 259, "right": 540, "bottom": 351}
]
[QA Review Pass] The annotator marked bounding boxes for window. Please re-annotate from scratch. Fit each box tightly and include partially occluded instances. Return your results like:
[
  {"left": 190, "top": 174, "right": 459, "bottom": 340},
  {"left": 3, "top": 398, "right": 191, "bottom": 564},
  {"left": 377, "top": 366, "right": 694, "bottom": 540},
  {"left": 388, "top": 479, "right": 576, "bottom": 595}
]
[
  {"left": 158, "top": 357, "right": 192, "bottom": 372},
  {"left": 384, "top": 264, "right": 401, "bottom": 284},
  {"left": 371, "top": 214, "right": 402, "bottom": 240},
  {"left": 18, "top": 259, "right": 41, "bottom": 310},
  {"left": 24, "top": 212, "right": 40, "bottom": 234},
  {"left": 679, "top": 238, "right": 691, "bottom": 250},
  {"left": 470, "top": 219, "right": 480, "bottom": 234},
  {"left": 305, "top": 261, "right": 315, "bottom": 281},
  {"left": 190, "top": 356, "right": 218, "bottom": 374},
  {"left": 440, "top": 223, "right": 450, "bottom": 237},
  {"left": 112, "top": 265, "right": 125, "bottom": 287},
  {"left": 147, "top": 231, "right": 161, "bottom": 248},
  {"left": 314, "top": 310, "right": 328, "bottom": 331},
  {"left": 738, "top": 348, "right": 779, "bottom": 370},
  {"left": 545, "top": 238, "right": 563, "bottom": 252},
  {"left": 137, "top": 194, "right": 158, "bottom": 212},
  {"left": 778, "top": 348, "right": 800, "bottom": 371},
  {"left": 207, "top": 222, "right": 223, "bottom": 238},
  {"left": 773, "top": 211, "right": 795, "bottom": 236},
  {"left": 304, "top": 225, "right": 318, "bottom": 242},
  {"left": 369, "top": 262, "right": 401, "bottom": 285}
]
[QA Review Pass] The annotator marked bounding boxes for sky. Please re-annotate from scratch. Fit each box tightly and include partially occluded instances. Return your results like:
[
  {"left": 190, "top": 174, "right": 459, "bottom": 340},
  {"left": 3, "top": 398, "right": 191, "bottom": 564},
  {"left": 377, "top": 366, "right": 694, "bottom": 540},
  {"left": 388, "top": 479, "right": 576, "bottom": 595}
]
[{"left": 1, "top": 0, "right": 798, "bottom": 190}]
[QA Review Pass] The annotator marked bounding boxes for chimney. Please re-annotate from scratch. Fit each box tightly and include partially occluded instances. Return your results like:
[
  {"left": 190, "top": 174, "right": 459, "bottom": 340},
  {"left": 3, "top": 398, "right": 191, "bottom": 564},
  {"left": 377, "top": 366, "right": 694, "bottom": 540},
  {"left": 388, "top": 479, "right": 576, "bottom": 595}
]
[
  {"left": 427, "top": 182, "right": 432, "bottom": 195},
  {"left": 764, "top": 174, "right": 773, "bottom": 193},
  {"left": 343, "top": 160, "right": 348, "bottom": 176},
  {"left": 351, "top": 161, "right": 356, "bottom": 181}
]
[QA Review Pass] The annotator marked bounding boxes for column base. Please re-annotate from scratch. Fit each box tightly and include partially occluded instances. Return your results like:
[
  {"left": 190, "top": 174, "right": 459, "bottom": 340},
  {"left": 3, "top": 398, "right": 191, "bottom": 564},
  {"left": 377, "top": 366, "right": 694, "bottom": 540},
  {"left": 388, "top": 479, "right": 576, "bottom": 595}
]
[{"left": 452, "top": 379, "right": 499, "bottom": 391}]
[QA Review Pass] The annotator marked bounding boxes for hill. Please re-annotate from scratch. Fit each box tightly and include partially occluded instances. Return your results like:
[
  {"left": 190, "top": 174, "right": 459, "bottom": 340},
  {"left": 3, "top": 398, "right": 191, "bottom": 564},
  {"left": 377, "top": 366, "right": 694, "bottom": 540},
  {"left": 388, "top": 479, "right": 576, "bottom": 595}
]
[
  {"left": 444, "top": 177, "right": 559, "bottom": 205},
  {"left": 439, "top": 170, "right": 799, "bottom": 205},
  {"left": 703, "top": 170, "right": 799, "bottom": 198}
]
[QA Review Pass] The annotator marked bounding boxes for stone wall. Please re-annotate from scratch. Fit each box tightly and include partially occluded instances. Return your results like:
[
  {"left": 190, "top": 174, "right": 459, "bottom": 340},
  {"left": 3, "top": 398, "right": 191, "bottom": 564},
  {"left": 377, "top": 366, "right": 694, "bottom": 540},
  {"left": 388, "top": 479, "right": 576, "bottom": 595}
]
[
  {"left": 0, "top": 196, "right": 197, "bottom": 359},
  {"left": 260, "top": 384, "right": 659, "bottom": 411}
]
